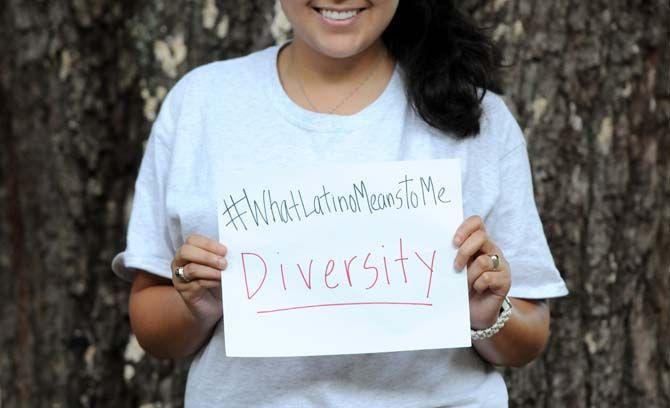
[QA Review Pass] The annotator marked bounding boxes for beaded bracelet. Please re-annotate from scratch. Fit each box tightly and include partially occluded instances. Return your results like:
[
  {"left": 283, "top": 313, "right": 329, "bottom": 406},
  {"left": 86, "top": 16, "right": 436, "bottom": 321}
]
[{"left": 471, "top": 296, "right": 513, "bottom": 340}]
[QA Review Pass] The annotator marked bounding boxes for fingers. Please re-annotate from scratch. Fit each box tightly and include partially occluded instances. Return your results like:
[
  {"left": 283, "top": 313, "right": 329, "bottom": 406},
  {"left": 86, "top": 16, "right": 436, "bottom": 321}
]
[
  {"left": 176, "top": 276, "right": 222, "bottom": 293},
  {"left": 454, "top": 233, "right": 498, "bottom": 272},
  {"left": 172, "top": 264, "right": 223, "bottom": 294},
  {"left": 467, "top": 253, "right": 496, "bottom": 288},
  {"left": 472, "top": 270, "right": 510, "bottom": 296},
  {"left": 174, "top": 239, "right": 228, "bottom": 271},
  {"left": 170, "top": 234, "right": 228, "bottom": 292},
  {"left": 185, "top": 233, "right": 227, "bottom": 257},
  {"left": 193, "top": 278, "right": 221, "bottom": 290},
  {"left": 453, "top": 215, "right": 486, "bottom": 246},
  {"left": 179, "top": 263, "right": 223, "bottom": 283},
  {"left": 467, "top": 253, "right": 511, "bottom": 295},
  {"left": 454, "top": 229, "right": 485, "bottom": 270},
  {"left": 453, "top": 215, "right": 500, "bottom": 271},
  {"left": 177, "top": 279, "right": 222, "bottom": 306}
]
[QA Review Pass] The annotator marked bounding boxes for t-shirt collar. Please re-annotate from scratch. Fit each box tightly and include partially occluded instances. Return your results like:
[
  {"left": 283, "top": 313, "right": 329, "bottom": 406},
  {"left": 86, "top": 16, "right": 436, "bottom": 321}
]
[{"left": 261, "top": 39, "right": 404, "bottom": 133}]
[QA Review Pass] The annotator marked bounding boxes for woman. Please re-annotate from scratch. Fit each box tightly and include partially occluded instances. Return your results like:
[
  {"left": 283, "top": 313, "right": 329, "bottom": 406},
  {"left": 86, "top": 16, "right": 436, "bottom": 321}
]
[{"left": 112, "top": 0, "right": 569, "bottom": 406}]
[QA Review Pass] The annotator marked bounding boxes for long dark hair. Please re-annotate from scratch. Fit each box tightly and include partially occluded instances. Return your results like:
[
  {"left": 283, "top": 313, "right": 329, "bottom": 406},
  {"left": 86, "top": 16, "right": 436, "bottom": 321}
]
[{"left": 382, "top": 0, "right": 504, "bottom": 138}]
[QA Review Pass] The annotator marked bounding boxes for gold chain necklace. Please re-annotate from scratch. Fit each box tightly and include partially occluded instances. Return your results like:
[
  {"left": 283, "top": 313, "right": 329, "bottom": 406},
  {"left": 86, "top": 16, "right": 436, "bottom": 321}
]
[{"left": 289, "top": 45, "right": 387, "bottom": 115}]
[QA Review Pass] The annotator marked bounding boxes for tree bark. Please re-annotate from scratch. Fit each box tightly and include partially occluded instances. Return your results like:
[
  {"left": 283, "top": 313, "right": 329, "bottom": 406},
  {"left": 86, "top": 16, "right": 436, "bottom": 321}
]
[
  {"left": 1, "top": 1, "right": 278, "bottom": 406},
  {"left": 465, "top": 1, "right": 670, "bottom": 406},
  {"left": 1, "top": 0, "right": 667, "bottom": 407}
]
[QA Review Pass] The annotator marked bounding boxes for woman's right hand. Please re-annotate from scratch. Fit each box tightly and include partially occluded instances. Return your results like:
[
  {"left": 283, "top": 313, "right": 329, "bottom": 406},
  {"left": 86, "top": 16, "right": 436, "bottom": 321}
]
[{"left": 171, "top": 233, "right": 228, "bottom": 325}]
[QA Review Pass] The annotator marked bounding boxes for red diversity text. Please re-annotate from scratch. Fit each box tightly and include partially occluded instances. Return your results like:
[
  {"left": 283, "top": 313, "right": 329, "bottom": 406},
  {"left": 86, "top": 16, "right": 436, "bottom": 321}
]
[{"left": 240, "top": 238, "right": 443, "bottom": 313}]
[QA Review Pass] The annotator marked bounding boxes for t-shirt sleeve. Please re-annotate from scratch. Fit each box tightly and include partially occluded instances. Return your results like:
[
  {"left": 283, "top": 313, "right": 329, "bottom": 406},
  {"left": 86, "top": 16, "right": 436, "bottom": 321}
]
[
  {"left": 485, "top": 116, "right": 569, "bottom": 299},
  {"left": 110, "top": 106, "right": 176, "bottom": 283}
]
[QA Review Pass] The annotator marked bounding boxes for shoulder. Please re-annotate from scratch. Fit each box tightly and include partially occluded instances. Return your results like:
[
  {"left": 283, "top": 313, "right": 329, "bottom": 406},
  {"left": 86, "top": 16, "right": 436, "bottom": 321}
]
[
  {"left": 154, "top": 45, "right": 275, "bottom": 143},
  {"left": 165, "top": 45, "right": 272, "bottom": 113},
  {"left": 477, "top": 90, "right": 527, "bottom": 156},
  {"left": 184, "top": 46, "right": 271, "bottom": 89}
]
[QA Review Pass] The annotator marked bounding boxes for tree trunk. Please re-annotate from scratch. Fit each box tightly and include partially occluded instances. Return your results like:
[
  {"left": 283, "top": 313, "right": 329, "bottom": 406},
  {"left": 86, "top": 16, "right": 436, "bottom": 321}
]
[
  {"left": 1, "top": 1, "right": 279, "bottom": 406},
  {"left": 1, "top": 0, "right": 667, "bottom": 407},
  {"left": 466, "top": 1, "right": 670, "bottom": 406}
]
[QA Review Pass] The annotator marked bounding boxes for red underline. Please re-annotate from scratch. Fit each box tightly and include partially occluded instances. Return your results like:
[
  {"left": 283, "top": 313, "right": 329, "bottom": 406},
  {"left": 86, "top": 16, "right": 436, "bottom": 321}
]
[{"left": 256, "top": 301, "right": 433, "bottom": 314}]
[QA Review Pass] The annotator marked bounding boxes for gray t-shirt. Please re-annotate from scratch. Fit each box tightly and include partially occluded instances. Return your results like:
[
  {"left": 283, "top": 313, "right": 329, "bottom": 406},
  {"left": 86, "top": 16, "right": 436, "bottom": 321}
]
[{"left": 112, "top": 40, "right": 569, "bottom": 407}]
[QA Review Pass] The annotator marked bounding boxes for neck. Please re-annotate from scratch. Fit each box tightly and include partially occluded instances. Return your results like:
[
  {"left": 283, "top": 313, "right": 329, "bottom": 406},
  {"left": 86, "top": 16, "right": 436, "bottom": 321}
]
[
  {"left": 277, "top": 37, "right": 397, "bottom": 115},
  {"left": 286, "top": 38, "right": 391, "bottom": 84}
]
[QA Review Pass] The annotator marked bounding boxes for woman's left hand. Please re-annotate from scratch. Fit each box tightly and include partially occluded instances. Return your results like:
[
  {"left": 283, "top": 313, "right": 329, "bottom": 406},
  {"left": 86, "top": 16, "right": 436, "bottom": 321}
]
[{"left": 453, "top": 215, "right": 512, "bottom": 330}]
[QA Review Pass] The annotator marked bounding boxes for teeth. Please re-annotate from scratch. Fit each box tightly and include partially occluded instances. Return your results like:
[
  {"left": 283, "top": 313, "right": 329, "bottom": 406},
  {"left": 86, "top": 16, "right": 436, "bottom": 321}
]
[{"left": 319, "top": 8, "right": 359, "bottom": 20}]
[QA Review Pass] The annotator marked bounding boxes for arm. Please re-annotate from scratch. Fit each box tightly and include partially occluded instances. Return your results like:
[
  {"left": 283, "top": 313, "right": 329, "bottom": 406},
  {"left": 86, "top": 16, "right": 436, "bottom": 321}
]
[
  {"left": 128, "top": 234, "right": 227, "bottom": 359},
  {"left": 472, "top": 298, "right": 551, "bottom": 367},
  {"left": 453, "top": 215, "right": 554, "bottom": 368},
  {"left": 129, "top": 271, "right": 221, "bottom": 359}
]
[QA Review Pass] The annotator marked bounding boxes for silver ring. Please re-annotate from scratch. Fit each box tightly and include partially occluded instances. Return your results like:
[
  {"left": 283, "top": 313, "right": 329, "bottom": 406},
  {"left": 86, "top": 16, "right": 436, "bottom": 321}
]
[
  {"left": 174, "top": 266, "right": 191, "bottom": 283},
  {"left": 489, "top": 254, "right": 500, "bottom": 270}
]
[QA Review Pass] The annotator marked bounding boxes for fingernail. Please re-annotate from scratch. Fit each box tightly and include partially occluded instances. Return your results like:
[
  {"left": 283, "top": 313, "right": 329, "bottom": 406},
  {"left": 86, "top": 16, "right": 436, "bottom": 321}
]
[
  {"left": 218, "top": 257, "right": 227, "bottom": 269},
  {"left": 453, "top": 235, "right": 462, "bottom": 246},
  {"left": 454, "top": 260, "right": 461, "bottom": 270}
]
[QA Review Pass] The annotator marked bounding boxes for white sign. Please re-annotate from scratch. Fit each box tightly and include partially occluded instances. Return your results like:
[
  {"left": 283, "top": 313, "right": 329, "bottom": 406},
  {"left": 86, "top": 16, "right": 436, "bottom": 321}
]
[{"left": 217, "top": 159, "right": 470, "bottom": 357}]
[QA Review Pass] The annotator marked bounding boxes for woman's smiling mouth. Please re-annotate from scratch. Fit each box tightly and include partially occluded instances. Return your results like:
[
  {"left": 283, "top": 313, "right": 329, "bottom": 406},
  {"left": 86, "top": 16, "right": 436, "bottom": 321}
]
[{"left": 311, "top": 5, "right": 368, "bottom": 25}]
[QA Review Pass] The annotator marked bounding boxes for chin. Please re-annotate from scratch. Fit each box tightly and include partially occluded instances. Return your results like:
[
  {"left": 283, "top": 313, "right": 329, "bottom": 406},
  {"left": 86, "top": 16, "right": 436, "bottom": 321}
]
[
  {"left": 310, "top": 37, "right": 370, "bottom": 59},
  {"left": 282, "top": 0, "right": 397, "bottom": 59}
]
